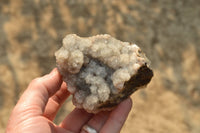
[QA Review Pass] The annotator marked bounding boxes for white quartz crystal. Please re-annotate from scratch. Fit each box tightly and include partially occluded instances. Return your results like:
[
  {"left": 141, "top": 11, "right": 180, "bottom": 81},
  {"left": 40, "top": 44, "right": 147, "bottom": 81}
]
[{"left": 55, "top": 34, "right": 151, "bottom": 113}]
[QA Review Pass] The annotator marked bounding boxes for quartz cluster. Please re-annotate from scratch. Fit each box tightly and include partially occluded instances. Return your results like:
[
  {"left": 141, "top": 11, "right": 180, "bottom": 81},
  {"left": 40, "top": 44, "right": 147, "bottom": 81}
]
[{"left": 55, "top": 34, "right": 153, "bottom": 113}]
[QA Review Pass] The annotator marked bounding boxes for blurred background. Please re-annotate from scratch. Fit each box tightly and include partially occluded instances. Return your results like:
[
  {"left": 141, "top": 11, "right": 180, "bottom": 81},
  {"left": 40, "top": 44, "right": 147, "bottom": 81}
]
[{"left": 0, "top": 0, "right": 200, "bottom": 132}]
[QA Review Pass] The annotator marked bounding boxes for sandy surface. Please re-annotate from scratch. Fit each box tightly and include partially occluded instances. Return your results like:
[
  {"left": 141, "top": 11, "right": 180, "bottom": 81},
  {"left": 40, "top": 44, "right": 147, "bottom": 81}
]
[{"left": 0, "top": 0, "right": 200, "bottom": 132}]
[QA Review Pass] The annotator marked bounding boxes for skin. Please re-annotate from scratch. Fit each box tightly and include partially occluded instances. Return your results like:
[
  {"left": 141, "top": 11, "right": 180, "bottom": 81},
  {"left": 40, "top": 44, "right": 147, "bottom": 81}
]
[{"left": 6, "top": 68, "right": 132, "bottom": 133}]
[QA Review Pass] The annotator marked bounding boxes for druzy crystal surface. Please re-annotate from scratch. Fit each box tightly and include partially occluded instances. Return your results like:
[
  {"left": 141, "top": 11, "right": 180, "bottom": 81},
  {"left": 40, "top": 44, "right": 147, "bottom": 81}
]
[{"left": 55, "top": 34, "right": 153, "bottom": 113}]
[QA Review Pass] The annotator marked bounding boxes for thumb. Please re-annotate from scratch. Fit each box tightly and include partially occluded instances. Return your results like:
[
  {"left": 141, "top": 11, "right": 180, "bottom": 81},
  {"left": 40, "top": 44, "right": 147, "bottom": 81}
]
[{"left": 14, "top": 68, "right": 63, "bottom": 116}]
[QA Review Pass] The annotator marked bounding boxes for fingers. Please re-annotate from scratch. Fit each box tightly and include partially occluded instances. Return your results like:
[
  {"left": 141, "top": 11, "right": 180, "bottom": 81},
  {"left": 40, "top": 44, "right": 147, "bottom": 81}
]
[
  {"left": 60, "top": 108, "right": 93, "bottom": 132},
  {"left": 15, "top": 68, "right": 63, "bottom": 116},
  {"left": 60, "top": 98, "right": 132, "bottom": 133},
  {"left": 82, "top": 111, "right": 111, "bottom": 132},
  {"left": 100, "top": 98, "right": 132, "bottom": 133},
  {"left": 44, "top": 82, "right": 70, "bottom": 120}
]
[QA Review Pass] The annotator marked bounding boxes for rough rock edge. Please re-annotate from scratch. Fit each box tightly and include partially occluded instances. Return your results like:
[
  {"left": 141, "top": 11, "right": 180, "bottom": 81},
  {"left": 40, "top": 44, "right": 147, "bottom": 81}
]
[{"left": 96, "top": 64, "right": 153, "bottom": 112}]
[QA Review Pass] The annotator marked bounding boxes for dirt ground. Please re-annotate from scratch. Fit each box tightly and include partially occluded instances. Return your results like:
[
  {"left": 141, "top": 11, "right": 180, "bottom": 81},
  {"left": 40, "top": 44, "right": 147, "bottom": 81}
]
[{"left": 0, "top": 0, "right": 200, "bottom": 132}]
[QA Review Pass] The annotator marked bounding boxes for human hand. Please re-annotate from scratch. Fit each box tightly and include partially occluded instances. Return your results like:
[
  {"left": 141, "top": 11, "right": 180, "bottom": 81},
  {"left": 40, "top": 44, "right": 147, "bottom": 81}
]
[{"left": 6, "top": 68, "right": 132, "bottom": 133}]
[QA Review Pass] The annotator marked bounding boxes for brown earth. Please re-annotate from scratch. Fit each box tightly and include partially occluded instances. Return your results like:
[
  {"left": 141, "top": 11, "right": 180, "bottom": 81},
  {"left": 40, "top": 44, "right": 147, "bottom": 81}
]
[{"left": 0, "top": 0, "right": 200, "bottom": 132}]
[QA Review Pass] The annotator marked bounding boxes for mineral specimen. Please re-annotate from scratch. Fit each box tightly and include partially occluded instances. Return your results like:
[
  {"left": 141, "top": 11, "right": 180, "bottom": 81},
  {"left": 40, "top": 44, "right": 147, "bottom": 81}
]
[{"left": 55, "top": 34, "right": 153, "bottom": 113}]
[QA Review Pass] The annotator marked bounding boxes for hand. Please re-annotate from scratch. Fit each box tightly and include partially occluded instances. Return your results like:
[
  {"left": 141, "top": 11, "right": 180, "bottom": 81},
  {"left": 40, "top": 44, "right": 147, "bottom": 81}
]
[{"left": 6, "top": 68, "right": 132, "bottom": 133}]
